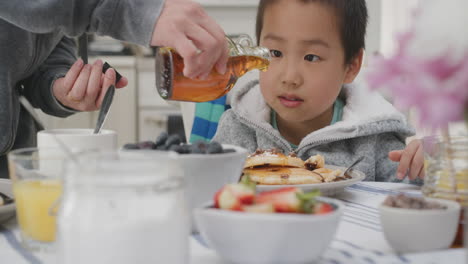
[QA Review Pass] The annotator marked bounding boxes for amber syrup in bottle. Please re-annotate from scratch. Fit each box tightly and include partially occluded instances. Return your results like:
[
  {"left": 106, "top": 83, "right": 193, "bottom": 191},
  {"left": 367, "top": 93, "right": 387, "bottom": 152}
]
[{"left": 155, "top": 35, "right": 270, "bottom": 102}]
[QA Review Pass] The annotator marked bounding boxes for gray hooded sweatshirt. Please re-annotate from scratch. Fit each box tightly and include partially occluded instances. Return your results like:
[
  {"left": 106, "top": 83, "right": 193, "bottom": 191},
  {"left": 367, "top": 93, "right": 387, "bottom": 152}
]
[
  {"left": 0, "top": 0, "right": 164, "bottom": 178},
  {"left": 213, "top": 72, "right": 419, "bottom": 183}
]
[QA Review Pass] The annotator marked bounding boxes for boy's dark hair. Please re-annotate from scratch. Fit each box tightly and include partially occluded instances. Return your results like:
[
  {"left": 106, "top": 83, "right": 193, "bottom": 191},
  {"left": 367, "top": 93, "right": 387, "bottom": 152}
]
[{"left": 256, "top": 0, "right": 368, "bottom": 64}]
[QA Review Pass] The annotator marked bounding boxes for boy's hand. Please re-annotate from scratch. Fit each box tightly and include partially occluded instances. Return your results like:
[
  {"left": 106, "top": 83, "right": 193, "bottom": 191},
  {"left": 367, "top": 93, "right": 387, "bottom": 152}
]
[
  {"left": 389, "top": 139, "right": 425, "bottom": 180},
  {"left": 52, "top": 59, "right": 128, "bottom": 111}
]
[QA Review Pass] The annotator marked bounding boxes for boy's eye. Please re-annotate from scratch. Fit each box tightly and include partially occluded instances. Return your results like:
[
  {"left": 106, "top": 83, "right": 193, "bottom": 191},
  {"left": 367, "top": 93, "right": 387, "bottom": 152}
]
[
  {"left": 270, "top": 50, "right": 282, "bottom": 58},
  {"left": 304, "top": 54, "right": 320, "bottom": 62}
]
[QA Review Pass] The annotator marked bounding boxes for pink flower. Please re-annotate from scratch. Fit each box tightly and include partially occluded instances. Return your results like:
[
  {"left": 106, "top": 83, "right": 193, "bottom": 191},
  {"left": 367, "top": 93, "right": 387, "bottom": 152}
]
[{"left": 367, "top": 32, "right": 468, "bottom": 130}]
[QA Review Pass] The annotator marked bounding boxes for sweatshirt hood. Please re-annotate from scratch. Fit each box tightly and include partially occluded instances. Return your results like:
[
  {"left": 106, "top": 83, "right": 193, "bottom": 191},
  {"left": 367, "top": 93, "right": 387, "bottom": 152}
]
[{"left": 229, "top": 71, "right": 414, "bottom": 145}]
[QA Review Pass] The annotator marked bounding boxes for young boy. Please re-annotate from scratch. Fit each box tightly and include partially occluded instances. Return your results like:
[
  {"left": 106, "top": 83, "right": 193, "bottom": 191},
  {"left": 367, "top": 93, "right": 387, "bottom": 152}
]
[{"left": 213, "top": 0, "right": 423, "bottom": 183}]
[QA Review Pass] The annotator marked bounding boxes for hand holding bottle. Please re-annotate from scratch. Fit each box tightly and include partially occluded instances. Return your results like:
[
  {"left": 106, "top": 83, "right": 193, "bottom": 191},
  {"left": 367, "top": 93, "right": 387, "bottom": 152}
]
[
  {"left": 156, "top": 35, "right": 271, "bottom": 102},
  {"left": 150, "top": 0, "right": 229, "bottom": 79}
]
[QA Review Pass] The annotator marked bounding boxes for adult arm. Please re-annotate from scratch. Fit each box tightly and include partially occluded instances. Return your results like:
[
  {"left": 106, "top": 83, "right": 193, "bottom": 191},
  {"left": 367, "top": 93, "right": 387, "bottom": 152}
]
[
  {"left": 0, "top": 0, "right": 162, "bottom": 46},
  {"left": 0, "top": 0, "right": 228, "bottom": 77}
]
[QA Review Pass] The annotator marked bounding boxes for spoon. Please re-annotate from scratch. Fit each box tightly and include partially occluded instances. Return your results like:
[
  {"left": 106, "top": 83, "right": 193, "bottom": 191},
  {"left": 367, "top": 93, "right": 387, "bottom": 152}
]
[
  {"left": 94, "top": 84, "right": 115, "bottom": 134},
  {"left": 78, "top": 33, "right": 119, "bottom": 135},
  {"left": 343, "top": 156, "right": 365, "bottom": 178}
]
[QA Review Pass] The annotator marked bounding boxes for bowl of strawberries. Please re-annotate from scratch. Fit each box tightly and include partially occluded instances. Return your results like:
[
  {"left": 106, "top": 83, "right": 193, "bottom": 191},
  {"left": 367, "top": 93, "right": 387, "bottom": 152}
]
[{"left": 194, "top": 177, "right": 343, "bottom": 264}]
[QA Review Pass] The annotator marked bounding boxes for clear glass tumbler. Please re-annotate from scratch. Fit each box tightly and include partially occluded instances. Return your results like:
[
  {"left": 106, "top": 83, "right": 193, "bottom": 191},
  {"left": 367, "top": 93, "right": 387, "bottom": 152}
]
[{"left": 7, "top": 147, "right": 65, "bottom": 252}]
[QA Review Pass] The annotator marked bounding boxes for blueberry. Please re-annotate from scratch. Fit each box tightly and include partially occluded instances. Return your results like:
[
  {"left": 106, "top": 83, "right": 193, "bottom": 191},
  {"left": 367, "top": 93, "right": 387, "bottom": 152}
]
[
  {"left": 222, "top": 148, "right": 236, "bottom": 154},
  {"left": 190, "top": 140, "right": 208, "bottom": 154},
  {"left": 178, "top": 144, "right": 192, "bottom": 154},
  {"left": 123, "top": 143, "right": 139, "bottom": 150},
  {"left": 164, "top": 134, "right": 182, "bottom": 149},
  {"left": 207, "top": 141, "right": 223, "bottom": 154},
  {"left": 137, "top": 141, "right": 156, "bottom": 150},
  {"left": 155, "top": 132, "right": 169, "bottom": 148},
  {"left": 168, "top": 145, "right": 183, "bottom": 153},
  {"left": 156, "top": 145, "right": 167, "bottom": 151}
]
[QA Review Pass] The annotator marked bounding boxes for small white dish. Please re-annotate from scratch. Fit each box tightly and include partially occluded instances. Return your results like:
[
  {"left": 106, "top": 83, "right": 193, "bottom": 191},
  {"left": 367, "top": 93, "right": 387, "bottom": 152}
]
[
  {"left": 195, "top": 197, "right": 343, "bottom": 264},
  {"left": 256, "top": 165, "right": 365, "bottom": 196},
  {"left": 0, "top": 179, "right": 15, "bottom": 223},
  {"left": 379, "top": 197, "right": 460, "bottom": 254}
]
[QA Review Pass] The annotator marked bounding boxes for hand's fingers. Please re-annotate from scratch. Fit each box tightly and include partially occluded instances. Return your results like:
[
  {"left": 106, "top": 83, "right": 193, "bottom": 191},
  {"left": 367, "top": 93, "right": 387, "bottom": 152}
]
[
  {"left": 184, "top": 24, "right": 219, "bottom": 78},
  {"left": 408, "top": 144, "right": 424, "bottom": 180},
  {"left": 116, "top": 76, "right": 128, "bottom": 88},
  {"left": 388, "top": 150, "right": 403, "bottom": 162},
  {"left": 96, "top": 68, "right": 116, "bottom": 107},
  {"left": 149, "top": 0, "right": 227, "bottom": 78},
  {"left": 215, "top": 43, "right": 229, "bottom": 75},
  {"left": 197, "top": 9, "right": 225, "bottom": 42},
  {"left": 395, "top": 142, "right": 420, "bottom": 180},
  {"left": 84, "top": 60, "right": 104, "bottom": 106},
  {"left": 67, "top": 64, "right": 92, "bottom": 101},
  {"left": 62, "top": 59, "right": 85, "bottom": 93},
  {"left": 197, "top": 14, "right": 228, "bottom": 75},
  {"left": 172, "top": 32, "right": 202, "bottom": 79}
]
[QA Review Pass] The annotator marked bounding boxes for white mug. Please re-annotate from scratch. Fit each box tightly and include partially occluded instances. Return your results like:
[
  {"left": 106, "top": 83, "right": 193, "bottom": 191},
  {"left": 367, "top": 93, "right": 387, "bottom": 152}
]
[
  {"left": 37, "top": 129, "right": 117, "bottom": 151},
  {"left": 37, "top": 129, "right": 117, "bottom": 175}
]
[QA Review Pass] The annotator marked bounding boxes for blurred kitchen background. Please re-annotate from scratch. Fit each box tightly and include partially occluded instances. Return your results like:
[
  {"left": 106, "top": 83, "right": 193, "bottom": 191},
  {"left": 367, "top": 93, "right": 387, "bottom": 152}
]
[{"left": 38, "top": 0, "right": 448, "bottom": 147}]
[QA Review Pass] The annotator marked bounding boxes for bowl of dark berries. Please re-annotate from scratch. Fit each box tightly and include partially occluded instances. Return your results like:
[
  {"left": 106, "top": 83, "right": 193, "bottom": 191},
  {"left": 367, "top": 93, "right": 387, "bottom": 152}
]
[{"left": 122, "top": 132, "right": 249, "bottom": 228}]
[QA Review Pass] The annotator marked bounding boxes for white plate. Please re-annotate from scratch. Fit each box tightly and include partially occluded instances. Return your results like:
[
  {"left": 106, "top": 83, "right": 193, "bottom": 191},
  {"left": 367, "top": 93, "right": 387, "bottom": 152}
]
[
  {"left": 256, "top": 165, "right": 366, "bottom": 196},
  {"left": 0, "top": 179, "right": 15, "bottom": 223}
]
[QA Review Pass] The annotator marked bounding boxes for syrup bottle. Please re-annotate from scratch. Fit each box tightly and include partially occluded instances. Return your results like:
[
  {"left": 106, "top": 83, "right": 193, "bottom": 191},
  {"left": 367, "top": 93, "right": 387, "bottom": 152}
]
[{"left": 155, "top": 35, "right": 271, "bottom": 102}]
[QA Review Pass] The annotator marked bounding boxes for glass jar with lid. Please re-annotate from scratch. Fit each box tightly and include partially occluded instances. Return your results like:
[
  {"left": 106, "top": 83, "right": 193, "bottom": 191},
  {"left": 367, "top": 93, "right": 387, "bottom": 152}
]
[
  {"left": 57, "top": 151, "right": 188, "bottom": 264},
  {"left": 422, "top": 135, "right": 468, "bottom": 247}
]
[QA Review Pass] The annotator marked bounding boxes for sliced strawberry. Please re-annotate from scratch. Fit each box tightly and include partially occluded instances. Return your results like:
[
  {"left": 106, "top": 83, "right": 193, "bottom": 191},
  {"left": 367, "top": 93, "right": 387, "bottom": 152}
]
[
  {"left": 230, "top": 184, "right": 256, "bottom": 205},
  {"left": 256, "top": 187, "right": 302, "bottom": 213},
  {"left": 256, "top": 188, "right": 322, "bottom": 213},
  {"left": 214, "top": 180, "right": 256, "bottom": 211},
  {"left": 214, "top": 186, "right": 242, "bottom": 211},
  {"left": 314, "top": 202, "right": 334, "bottom": 214},
  {"left": 214, "top": 186, "right": 230, "bottom": 209},
  {"left": 242, "top": 203, "right": 275, "bottom": 213}
]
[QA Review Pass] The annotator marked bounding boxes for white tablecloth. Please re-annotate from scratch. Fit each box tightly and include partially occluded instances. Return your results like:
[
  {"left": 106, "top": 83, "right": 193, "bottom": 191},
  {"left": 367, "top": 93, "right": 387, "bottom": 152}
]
[{"left": 1, "top": 182, "right": 466, "bottom": 264}]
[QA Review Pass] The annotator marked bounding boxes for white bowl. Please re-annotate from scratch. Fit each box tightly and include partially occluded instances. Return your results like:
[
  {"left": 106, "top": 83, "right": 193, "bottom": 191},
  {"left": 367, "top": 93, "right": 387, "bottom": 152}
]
[
  {"left": 177, "top": 144, "right": 248, "bottom": 214},
  {"left": 379, "top": 197, "right": 460, "bottom": 253},
  {"left": 121, "top": 144, "right": 248, "bottom": 231},
  {"left": 194, "top": 197, "right": 343, "bottom": 264}
]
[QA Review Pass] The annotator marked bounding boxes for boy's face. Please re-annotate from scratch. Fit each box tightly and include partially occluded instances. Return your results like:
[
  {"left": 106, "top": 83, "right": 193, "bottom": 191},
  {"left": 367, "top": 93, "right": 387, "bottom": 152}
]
[{"left": 259, "top": 1, "right": 362, "bottom": 126}]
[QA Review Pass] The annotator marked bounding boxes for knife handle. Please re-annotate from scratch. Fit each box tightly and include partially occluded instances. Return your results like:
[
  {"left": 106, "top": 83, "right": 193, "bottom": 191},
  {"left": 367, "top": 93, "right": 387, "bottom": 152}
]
[
  {"left": 103, "top": 62, "right": 123, "bottom": 83},
  {"left": 78, "top": 34, "right": 88, "bottom": 64}
]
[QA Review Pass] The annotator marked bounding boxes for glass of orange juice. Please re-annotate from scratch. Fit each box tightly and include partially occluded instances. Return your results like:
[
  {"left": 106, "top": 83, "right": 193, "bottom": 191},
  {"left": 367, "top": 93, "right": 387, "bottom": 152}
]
[{"left": 7, "top": 147, "right": 64, "bottom": 252}]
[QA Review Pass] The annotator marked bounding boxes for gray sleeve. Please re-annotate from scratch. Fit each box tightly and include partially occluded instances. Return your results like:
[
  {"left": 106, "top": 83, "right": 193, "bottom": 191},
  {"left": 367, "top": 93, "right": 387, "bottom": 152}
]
[
  {"left": 0, "top": 0, "right": 164, "bottom": 46},
  {"left": 374, "top": 132, "right": 423, "bottom": 185},
  {"left": 213, "top": 110, "right": 258, "bottom": 153},
  {"left": 21, "top": 36, "right": 77, "bottom": 118}
]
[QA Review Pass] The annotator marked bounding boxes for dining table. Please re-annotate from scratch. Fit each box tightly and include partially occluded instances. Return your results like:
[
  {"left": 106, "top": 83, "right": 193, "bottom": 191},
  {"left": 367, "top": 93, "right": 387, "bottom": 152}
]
[{"left": 0, "top": 182, "right": 466, "bottom": 264}]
